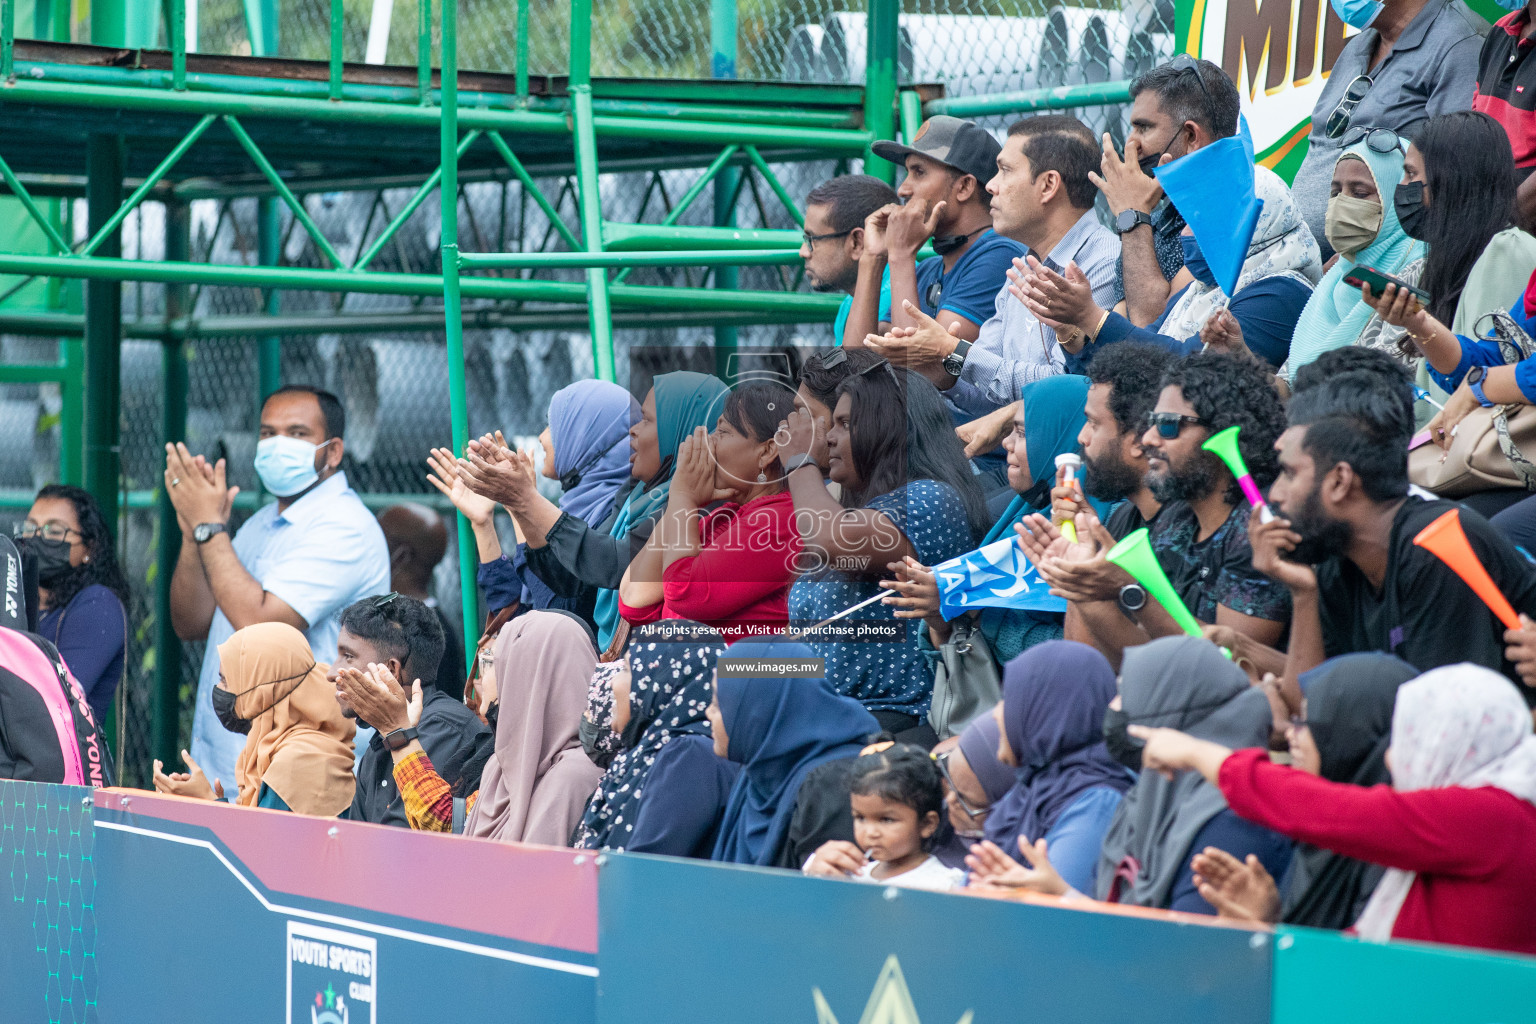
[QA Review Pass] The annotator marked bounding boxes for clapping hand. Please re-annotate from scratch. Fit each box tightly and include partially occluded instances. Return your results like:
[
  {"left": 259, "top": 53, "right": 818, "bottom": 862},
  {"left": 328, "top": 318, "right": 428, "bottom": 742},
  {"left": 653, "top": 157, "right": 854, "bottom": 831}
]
[
  {"left": 965, "top": 837, "right": 1069, "bottom": 896},
  {"left": 459, "top": 432, "right": 539, "bottom": 512},
  {"left": 152, "top": 749, "right": 224, "bottom": 801},
  {"left": 1190, "top": 847, "right": 1281, "bottom": 922},
  {"left": 865, "top": 302, "right": 963, "bottom": 374},
  {"left": 334, "top": 662, "right": 421, "bottom": 735},
  {"left": 669, "top": 428, "right": 732, "bottom": 509},
  {"left": 427, "top": 446, "right": 496, "bottom": 526},
  {"left": 165, "top": 443, "right": 237, "bottom": 532},
  {"left": 1015, "top": 256, "right": 1099, "bottom": 331}
]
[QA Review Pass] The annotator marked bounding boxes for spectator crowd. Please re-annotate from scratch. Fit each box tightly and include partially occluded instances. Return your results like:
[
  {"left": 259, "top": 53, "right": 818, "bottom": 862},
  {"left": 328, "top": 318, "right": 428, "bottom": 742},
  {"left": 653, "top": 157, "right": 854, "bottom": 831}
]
[{"left": 12, "top": 13, "right": 1536, "bottom": 962}]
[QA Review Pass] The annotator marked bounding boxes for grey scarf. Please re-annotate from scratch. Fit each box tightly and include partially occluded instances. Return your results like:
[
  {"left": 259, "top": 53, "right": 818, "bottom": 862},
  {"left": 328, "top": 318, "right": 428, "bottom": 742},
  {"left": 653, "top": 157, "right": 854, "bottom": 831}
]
[{"left": 1094, "top": 636, "right": 1272, "bottom": 907}]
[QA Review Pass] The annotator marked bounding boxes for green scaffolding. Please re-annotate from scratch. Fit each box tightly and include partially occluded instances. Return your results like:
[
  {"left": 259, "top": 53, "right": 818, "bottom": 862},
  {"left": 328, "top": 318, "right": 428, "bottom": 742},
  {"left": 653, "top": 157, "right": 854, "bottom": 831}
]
[{"left": 0, "top": 0, "right": 1134, "bottom": 779}]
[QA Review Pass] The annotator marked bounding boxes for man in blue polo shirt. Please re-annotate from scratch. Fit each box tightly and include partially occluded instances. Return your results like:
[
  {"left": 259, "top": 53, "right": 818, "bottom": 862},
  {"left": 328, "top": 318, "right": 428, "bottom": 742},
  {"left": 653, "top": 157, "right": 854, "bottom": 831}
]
[{"left": 844, "top": 116, "right": 1024, "bottom": 351}]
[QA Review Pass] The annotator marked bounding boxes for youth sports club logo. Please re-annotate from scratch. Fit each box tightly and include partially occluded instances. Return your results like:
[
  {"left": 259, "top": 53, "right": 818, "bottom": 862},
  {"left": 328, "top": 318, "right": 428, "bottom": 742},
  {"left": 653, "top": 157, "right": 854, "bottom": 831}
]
[{"left": 287, "top": 922, "right": 377, "bottom": 1024}]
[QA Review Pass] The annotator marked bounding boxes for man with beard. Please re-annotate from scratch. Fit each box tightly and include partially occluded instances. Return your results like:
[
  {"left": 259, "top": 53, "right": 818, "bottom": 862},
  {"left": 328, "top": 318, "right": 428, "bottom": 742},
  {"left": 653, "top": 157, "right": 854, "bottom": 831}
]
[
  {"left": 800, "top": 175, "right": 899, "bottom": 347},
  {"left": 328, "top": 594, "right": 492, "bottom": 827},
  {"left": 1250, "top": 365, "right": 1536, "bottom": 712},
  {"left": 1019, "top": 352, "right": 1288, "bottom": 665}
]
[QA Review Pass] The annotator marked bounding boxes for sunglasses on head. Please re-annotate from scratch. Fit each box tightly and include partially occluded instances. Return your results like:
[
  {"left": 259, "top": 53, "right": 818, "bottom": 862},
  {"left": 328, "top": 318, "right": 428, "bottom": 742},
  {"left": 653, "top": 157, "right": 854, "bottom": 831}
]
[
  {"left": 1147, "top": 411, "right": 1212, "bottom": 439},
  {"left": 1339, "top": 124, "right": 1405, "bottom": 154},
  {"left": 1166, "top": 53, "right": 1213, "bottom": 106}
]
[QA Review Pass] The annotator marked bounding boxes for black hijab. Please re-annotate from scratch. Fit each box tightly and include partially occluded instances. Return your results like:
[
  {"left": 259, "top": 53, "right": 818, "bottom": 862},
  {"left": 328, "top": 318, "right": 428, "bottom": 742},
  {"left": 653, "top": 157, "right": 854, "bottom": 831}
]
[{"left": 1281, "top": 653, "right": 1417, "bottom": 929}]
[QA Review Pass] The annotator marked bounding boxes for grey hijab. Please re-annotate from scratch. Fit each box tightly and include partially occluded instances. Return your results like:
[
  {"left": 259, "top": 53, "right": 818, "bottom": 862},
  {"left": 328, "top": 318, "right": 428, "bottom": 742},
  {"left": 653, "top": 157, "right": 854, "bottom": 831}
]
[{"left": 1094, "top": 636, "right": 1272, "bottom": 907}]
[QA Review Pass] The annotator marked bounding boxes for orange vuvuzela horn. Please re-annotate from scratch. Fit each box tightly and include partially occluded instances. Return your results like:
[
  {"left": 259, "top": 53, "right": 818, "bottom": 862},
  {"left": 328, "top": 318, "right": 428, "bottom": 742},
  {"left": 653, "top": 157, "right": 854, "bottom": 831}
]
[{"left": 1412, "top": 508, "right": 1521, "bottom": 630}]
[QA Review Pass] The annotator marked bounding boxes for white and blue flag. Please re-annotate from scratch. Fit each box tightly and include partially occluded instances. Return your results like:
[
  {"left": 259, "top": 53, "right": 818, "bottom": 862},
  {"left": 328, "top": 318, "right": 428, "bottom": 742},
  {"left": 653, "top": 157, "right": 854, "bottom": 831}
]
[{"left": 934, "top": 537, "right": 1066, "bottom": 621}]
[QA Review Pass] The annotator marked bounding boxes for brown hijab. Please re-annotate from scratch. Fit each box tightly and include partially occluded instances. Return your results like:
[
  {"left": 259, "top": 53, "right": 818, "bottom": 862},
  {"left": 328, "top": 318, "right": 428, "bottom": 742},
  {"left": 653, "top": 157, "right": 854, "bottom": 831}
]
[
  {"left": 218, "top": 622, "right": 356, "bottom": 817},
  {"left": 463, "top": 611, "right": 603, "bottom": 845}
]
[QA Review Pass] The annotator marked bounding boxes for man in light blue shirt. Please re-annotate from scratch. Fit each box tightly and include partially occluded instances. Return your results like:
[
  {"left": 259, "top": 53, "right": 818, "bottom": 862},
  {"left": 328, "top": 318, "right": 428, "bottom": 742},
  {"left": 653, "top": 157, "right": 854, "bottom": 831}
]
[
  {"left": 166, "top": 385, "right": 389, "bottom": 792},
  {"left": 800, "top": 174, "right": 898, "bottom": 346}
]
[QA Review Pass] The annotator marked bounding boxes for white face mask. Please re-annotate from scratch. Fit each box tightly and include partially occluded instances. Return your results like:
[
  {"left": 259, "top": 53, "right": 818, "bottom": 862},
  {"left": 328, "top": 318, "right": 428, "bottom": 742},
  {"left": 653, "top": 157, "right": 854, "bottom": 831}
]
[{"left": 254, "top": 435, "right": 331, "bottom": 497}]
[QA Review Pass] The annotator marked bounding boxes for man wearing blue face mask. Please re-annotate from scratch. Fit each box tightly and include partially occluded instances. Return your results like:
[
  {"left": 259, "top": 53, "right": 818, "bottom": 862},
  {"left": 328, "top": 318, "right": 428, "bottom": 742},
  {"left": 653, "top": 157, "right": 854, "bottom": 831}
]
[
  {"left": 167, "top": 384, "right": 390, "bottom": 794},
  {"left": 1290, "top": 0, "right": 1484, "bottom": 261}
]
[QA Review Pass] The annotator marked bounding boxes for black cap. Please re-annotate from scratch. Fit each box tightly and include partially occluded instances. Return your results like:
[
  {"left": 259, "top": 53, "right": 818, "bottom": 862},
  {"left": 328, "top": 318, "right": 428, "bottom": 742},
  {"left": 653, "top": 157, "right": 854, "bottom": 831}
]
[{"left": 871, "top": 116, "right": 1002, "bottom": 186}]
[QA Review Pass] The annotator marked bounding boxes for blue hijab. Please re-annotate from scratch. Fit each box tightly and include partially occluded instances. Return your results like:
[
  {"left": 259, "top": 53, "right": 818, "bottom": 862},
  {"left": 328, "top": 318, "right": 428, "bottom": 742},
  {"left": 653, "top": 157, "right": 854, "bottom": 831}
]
[
  {"left": 984, "top": 641, "right": 1131, "bottom": 852},
  {"left": 979, "top": 376, "right": 1102, "bottom": 661},
  {"left": 1287, "top": 140, "right": 1424, "bottom": 379},
  {"left": 549, "top": 380, "right": 640, "bottom": 528},
  {"left": 594, "top": 371, "right": 728, "bottom": 648},
  {"left": 710, "top": 638, "right": 878, "bottom": 866},
  {"left": 982, "top": 375, "right": 1097, "bottom": 544}
]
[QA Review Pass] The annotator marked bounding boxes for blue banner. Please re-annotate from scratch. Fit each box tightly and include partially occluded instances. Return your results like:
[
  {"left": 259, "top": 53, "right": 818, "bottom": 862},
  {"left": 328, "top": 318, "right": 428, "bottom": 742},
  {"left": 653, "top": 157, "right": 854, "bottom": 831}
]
[{"left": 934, "top": 536, "right": 1066, "bottom": 620}]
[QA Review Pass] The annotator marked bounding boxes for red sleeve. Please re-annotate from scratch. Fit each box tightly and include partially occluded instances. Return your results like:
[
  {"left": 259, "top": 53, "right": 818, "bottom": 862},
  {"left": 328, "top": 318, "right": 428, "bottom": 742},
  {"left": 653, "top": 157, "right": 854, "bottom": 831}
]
[
  {"left": 618, "top": 598, "right": 664, "bottom": 626},
  {"left": 661, "top": 498, "right": 800, "bottom": 620},
  {"left": 1217, "top": 748, "right": 1518, "bottom": 878}
]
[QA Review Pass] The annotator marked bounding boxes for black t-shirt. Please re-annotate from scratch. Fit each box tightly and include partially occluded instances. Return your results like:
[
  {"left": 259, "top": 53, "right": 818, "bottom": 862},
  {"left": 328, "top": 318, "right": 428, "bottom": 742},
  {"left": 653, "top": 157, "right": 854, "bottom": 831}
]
[
  {"left": 1105, "top": 499, "right": 1160, "bottom": 541},
  {"left": 1316, "top": 498, "right": 1536, "bottom": 694},
  {"left": 1149, "top": 501, "right": 1292, "bottom": 625}
]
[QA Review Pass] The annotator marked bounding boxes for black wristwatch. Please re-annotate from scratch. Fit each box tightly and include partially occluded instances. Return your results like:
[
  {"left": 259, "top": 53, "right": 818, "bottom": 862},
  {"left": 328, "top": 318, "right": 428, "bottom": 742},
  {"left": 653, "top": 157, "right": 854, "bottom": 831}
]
[
  {"left": 383, "top": 726, "right": 419, "bottom": 752},
  {"left": 781, "top": 453, "right": 820, "bottom": 475},
  {"left": 1117, "top": 582, "right": 1147, "bottom": 622},
  {"left": 193, "top": 522, "right": 228, "bottom": 544},
  {"left": 941, "top": 337, "right": 973, "bottom": 378},
  {"left": 1115, "top": 209, "right": 1153, "bottom": 235}
]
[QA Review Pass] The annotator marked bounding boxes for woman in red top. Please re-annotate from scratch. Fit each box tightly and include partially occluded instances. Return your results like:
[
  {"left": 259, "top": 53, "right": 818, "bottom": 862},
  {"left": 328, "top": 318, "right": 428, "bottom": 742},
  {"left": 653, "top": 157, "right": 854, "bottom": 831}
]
[
  {"left": 1131, "top": 664, "right": 1536, "bottom": 957},
  {"left": 619, "top": 380, "right": 801, "bottom": 641}
]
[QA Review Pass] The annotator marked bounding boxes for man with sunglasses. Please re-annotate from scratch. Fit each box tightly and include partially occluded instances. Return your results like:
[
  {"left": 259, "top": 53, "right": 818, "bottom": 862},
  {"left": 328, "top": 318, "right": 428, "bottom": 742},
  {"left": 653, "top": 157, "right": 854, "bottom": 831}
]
[
  {"left": 1027, "top": 354, "right": 1291, "bottom": 665},
  {"left": 799, "top": 174, "right": 899, "bottom": 347},
  {"left": 330, "top": 594, "right": 492, "bottom": 828},
  {"left": 1291, "top": 0, "right": 1483, "bottom": 260}
]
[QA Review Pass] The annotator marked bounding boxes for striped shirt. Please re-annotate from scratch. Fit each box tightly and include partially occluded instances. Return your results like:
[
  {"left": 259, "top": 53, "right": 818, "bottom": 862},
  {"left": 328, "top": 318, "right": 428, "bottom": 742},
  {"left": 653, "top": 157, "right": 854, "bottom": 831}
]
[{"left": 946, "top": 209, "right": 1121, "bottom": 419}]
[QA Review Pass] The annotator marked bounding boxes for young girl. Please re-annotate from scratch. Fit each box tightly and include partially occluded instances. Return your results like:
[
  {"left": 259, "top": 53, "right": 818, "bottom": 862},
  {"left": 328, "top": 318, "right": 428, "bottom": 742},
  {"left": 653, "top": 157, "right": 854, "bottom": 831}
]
[{"left": 803, "top": 745, "right": 965, "bottom": 892}]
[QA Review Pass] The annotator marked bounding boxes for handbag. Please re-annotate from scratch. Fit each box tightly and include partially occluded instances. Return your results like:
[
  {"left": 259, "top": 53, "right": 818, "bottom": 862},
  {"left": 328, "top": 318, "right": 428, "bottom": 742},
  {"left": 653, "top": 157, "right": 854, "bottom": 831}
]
[
  {"left": 926, "top": 616, "right": 1002, "bottom": 741},
  {"left": 1409, "top": 310, "right": 1536, "bottom": 496}
]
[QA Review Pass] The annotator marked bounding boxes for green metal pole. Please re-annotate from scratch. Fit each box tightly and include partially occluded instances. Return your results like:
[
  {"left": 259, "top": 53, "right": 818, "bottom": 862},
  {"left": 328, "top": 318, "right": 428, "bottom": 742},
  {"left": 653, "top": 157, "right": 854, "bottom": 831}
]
[
  {"left": 925, "top": 80, "right": 1134, "bottom": 119},
  {"left": 155, "top": 199, "right": 190, "bottom": 769},
  {"left": 439, "top": 0, "right": 478, "bottom": 674},
  {"left": 83, "top": 135, "right": 123, "bottom": 539},
  {"left": 863, "top": 0, "right": 899, "bottom": 184},
  {"left": 569, "top": 0, "right": 615, "bottom": 383},
  {"left": 711, "top": 0, "right": 738, "bottom": 380},
  {"left": 899, "top": 89, "right": 922, "bottom": 143},
  {"left": 257, "top": 196, "right": 281, "bottom": 426},
  {"left": 59, "top": 336, "right": 83, "bottom": 484}
]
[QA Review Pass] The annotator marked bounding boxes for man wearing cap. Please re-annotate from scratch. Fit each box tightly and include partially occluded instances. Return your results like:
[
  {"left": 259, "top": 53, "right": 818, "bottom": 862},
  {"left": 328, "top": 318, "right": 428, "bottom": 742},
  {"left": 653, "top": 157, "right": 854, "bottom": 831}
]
[{"left": 846, "top": 115, "right": 1025, "bottom": 354}]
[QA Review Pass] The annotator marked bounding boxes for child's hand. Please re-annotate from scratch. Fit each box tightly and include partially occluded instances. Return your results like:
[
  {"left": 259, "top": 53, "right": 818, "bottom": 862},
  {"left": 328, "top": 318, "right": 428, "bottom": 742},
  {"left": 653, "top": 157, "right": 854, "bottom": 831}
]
[{"left": 804, "top": 840, "right": 867, "bottom": 879}]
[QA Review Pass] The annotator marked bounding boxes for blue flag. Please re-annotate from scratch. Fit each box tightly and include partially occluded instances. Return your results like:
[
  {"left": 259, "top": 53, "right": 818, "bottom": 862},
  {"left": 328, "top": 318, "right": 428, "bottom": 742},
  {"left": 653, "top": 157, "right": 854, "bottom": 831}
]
[
  {"left": 934, "top": 537, "right": 1066, "bottom": 621},
  {"left": 1154, "top": 116, "right": 1262, "bottom": 298}
]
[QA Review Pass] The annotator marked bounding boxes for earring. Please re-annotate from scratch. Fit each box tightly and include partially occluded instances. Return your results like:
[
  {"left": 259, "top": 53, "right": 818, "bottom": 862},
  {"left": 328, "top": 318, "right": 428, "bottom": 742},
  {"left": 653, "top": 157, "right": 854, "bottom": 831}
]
[
  {"left": 83, "top": 556, "right": 90, "bottom": 563},
  {"left": 756, "top": 471, "right": 767, "bottom": 483}
]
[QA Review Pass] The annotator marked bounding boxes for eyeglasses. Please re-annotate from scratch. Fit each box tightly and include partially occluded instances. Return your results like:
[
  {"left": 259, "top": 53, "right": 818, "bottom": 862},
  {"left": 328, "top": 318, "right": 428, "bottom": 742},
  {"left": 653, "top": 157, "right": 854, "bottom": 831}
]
[
  {"left": 932, "top": 750, "right": 990, "bottom": 819},
  {"left": 14, "top": 521, "right": 80, "bottom": 542},
  {"left": 856, "top": 357, "right": 903, "bottom": 387},
  {"left": 801, "top": 229, "right": 851, "bottom": 253},
  {"left": 1324, "top": 75, "right": 1373, "bottom": 139},
  {"left": 1147, "top": 411, "right": 1212, "bottom": 439},
  {"left": 1339, "top": 125, "right": 1405, "bottom": 154},
  {"left": 819, "top": 347, "right": 848, "bottom": 369},
  {"left": 370, "top": 592, "right": 402, "bottom": 609}
]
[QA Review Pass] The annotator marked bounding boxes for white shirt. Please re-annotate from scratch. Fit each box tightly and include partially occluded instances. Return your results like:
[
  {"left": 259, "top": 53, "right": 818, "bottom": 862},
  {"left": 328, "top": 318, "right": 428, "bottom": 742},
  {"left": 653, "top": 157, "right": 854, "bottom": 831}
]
[
  {"left": 189, "top": 470, "right": 390, "bottom": 791},
  {"left": 855, "top": 856, "right": 965, "bottom": 892}
]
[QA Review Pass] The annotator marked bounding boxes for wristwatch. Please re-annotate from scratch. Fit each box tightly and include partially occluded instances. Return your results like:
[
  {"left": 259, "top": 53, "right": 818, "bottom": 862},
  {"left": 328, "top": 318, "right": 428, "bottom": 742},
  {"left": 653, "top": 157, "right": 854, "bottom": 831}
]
[
  {"left": 1467, "top": 365, "right": 1495, "bottom": 408},
  {"left": 1117, "top": 582, "right": 1147, "bottom": 623},
  {"left": 383, "top": 726, "right": 419, "bottom": 752},
  {"left": 941, "top": 337, "right": 973, "bottom": 378},
  {"left": 781, "top": 453, "right": 820, "bottom": 475},
  {"left": 1115, "top": 209, "right": 1153, "bottom": 235},
  {"left": 193, "top": 522, "right": 228, "bottom": 544}
]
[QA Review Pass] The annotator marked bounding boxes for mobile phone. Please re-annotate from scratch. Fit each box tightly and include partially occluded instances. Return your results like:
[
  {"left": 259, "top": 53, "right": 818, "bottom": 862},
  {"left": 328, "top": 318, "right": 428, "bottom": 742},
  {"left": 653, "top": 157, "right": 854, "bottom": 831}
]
[{"left": 1343, "top": 264, "right": 1431, "bottom": 305}]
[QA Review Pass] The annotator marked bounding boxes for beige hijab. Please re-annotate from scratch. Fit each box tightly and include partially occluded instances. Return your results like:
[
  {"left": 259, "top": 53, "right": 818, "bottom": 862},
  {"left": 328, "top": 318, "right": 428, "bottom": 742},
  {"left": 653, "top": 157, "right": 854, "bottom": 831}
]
[
  {"left": 218, "top": 622, "right": 356, "bottom": 817},
  {"left": 463, "top": 611, "right": 603, "bottom": 845}
]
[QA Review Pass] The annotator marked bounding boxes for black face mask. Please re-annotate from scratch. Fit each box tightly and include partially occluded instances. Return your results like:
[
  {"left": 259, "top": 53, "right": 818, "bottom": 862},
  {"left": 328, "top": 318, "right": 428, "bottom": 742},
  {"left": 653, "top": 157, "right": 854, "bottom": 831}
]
[
  {"left": 1393, "top": 181, "right": 1429, "bottom": 241},
  {"left": 212, "top": 687, "right": 250, "bottom": 735},
  {"left": 931, "top": 227, "right": 980, "bottom": 257},
  {"left": 19, "top": 537, "right": 74, "bottom": 588},
  {"left": 1102, "top": 706, "right": 1144, "bottom": 772},
  {"left": 484, "top": 701, "right": 499, "bottom": 731},
  {"left": 578, "top": 716, "right": 617, "bottom": 769}
]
